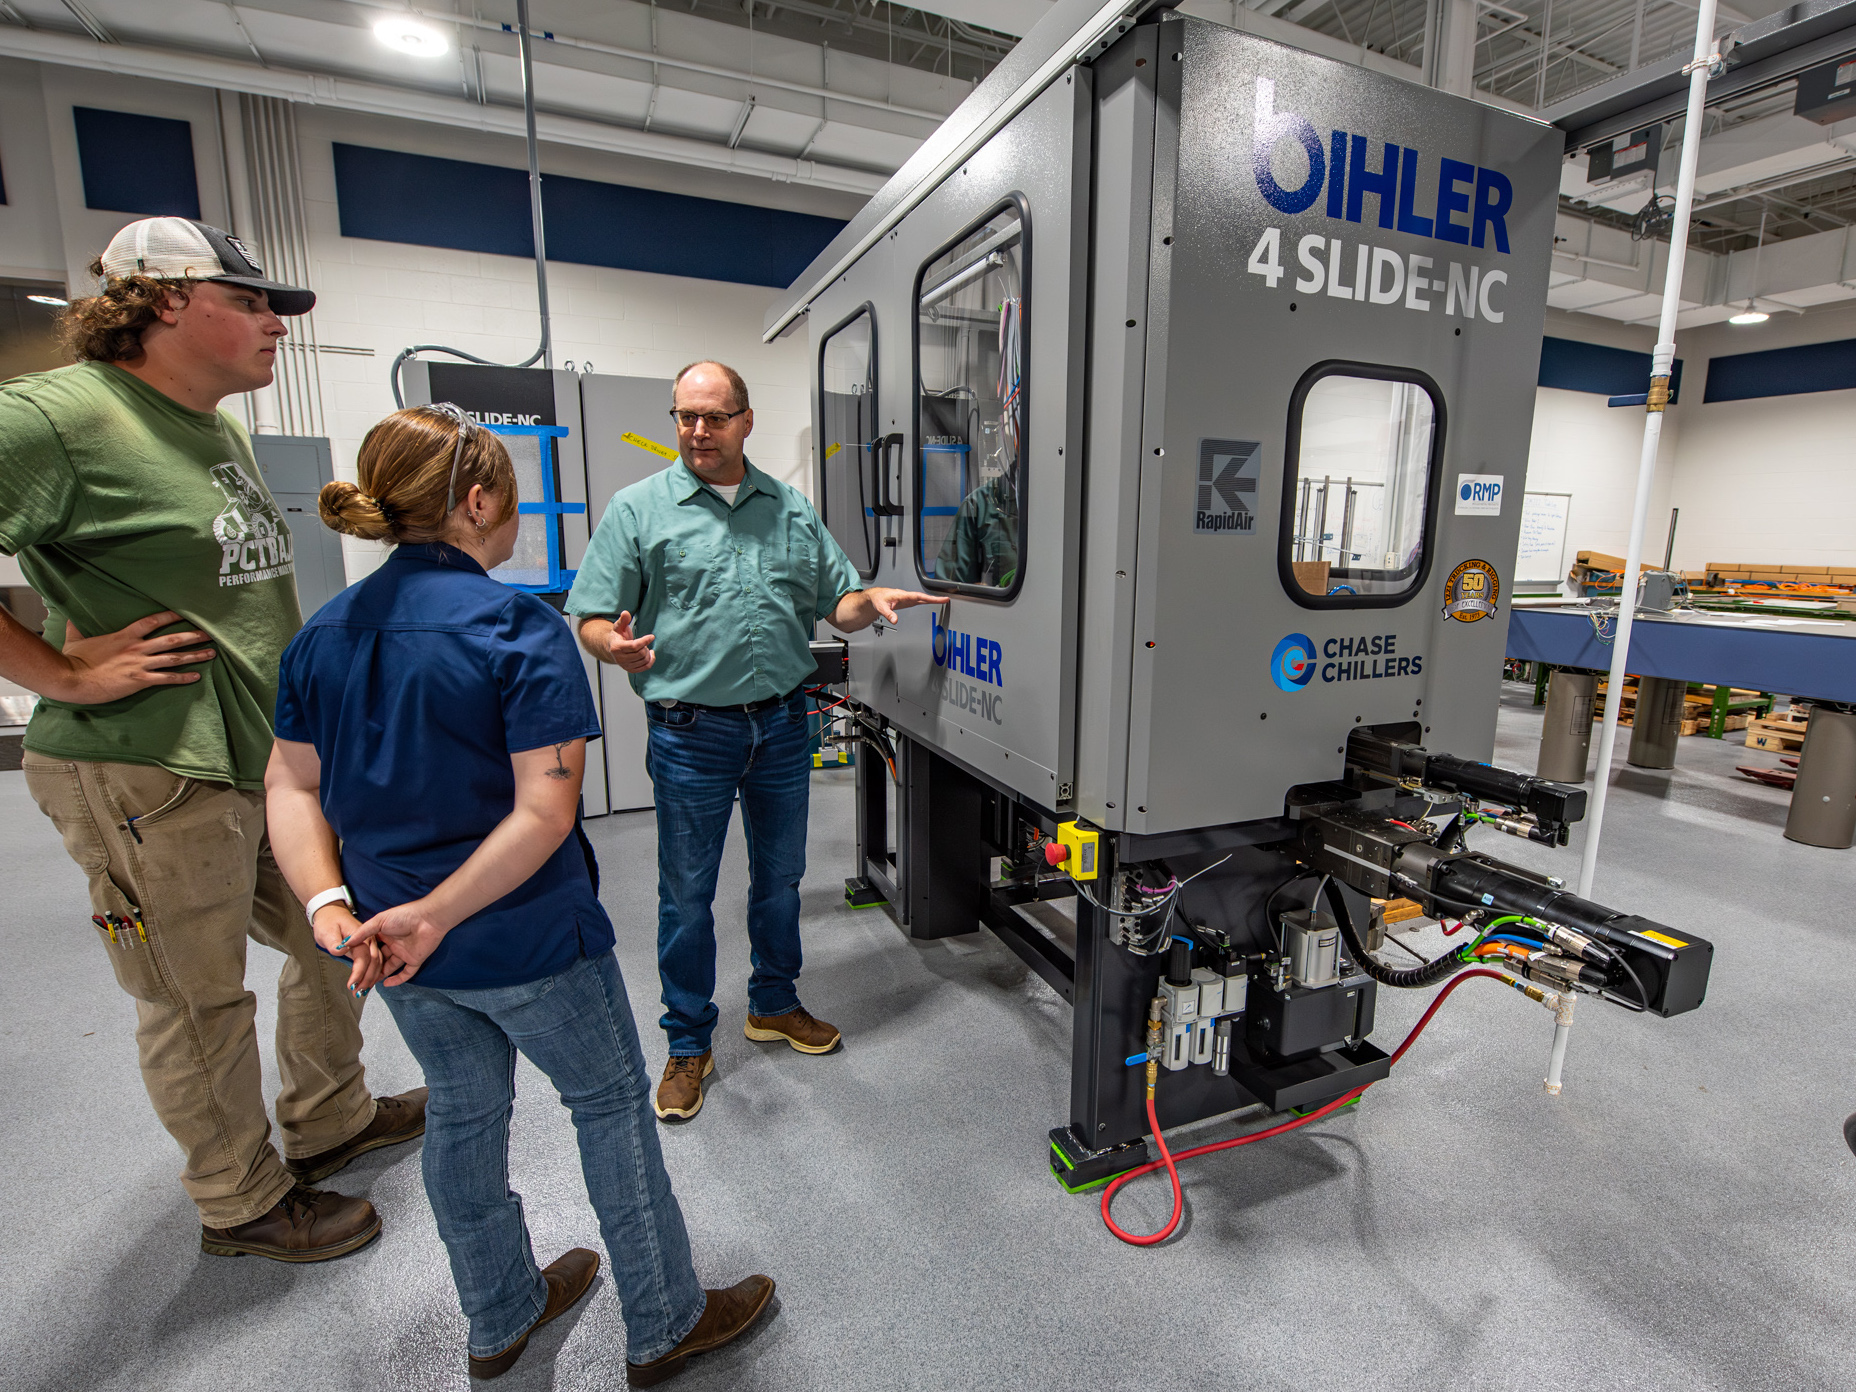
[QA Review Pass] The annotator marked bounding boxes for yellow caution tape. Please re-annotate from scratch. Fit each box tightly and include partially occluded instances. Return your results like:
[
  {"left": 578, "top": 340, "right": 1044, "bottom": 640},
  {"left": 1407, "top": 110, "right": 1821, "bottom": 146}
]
[{"left": 622, "top": 431, "right": 679, "bottom": 461}]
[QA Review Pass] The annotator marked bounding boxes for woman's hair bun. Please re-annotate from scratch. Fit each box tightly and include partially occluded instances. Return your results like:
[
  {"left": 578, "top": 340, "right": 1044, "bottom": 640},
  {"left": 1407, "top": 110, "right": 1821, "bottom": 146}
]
[{"left": 318, "top": 479, "right": 396, "bottom": 541}]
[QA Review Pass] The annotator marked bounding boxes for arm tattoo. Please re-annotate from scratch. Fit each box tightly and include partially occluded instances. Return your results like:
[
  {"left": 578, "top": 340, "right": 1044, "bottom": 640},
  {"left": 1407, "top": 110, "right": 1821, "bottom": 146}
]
[{"left": 544, "top": 741, "right": 572, "bottom": 780}]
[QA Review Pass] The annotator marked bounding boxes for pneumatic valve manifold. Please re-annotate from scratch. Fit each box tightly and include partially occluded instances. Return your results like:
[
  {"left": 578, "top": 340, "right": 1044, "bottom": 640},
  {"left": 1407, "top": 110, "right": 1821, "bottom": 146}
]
[{"left": 1156, "top": 937, "right": 1248, "bottom": 1075}]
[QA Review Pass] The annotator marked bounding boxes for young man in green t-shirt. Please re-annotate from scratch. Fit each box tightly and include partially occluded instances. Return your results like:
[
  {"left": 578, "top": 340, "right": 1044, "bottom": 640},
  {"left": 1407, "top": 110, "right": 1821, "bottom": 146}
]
[{"left": 0, "top": 218, "right": 425, "bottom": 1262}]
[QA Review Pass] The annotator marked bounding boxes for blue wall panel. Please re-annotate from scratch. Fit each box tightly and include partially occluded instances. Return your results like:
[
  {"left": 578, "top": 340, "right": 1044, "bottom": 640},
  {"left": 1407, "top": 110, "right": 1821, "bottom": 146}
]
[
  {"left": 1537, "top": 335, "right": 1682, "bottom": 401},
  {"left": 331, "top": 144, "right": 845, "bottom": 289},
  {"left": 73, "top": 107, "right": 201, "bottom": 219},
  {"left": 1702, "top": 337, "right": 1856, "bottom": 403}
]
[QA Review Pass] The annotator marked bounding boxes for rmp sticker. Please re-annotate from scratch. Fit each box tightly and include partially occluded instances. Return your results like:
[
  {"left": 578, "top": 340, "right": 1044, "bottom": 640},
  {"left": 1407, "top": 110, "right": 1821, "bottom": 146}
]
[{"left": 1455, "top": 474, "right": 1503, "bottom": 515}]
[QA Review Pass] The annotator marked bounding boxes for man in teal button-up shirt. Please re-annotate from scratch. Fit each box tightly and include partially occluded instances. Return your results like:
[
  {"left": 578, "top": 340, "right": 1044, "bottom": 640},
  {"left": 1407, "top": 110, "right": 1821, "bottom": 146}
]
[{"left": 569, "top": 361, "right": 942, "bottom": 1121}]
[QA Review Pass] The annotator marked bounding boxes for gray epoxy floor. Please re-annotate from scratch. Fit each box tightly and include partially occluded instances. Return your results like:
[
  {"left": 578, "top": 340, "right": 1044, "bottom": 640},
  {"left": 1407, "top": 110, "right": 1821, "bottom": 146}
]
[{"left": 2, "top": 689, "right": 1851, "bottom": 1391}]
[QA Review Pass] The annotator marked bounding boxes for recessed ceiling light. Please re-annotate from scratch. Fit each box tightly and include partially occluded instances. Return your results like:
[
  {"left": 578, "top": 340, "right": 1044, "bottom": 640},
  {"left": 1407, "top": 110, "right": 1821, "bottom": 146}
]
[
  {"left": 373, "top": 16, "right": 449, "bottom": 57},
  {"left": 27, "top": 294, "right": 68, "bottom": 306}
]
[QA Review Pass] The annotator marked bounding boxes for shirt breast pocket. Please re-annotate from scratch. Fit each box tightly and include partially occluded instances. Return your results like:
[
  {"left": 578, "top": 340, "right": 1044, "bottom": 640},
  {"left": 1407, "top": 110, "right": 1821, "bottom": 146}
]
[
  {"left": 764, "top": 534, "right": 817, "bottom": 604},
  {"left": 659, "top": 543, "right": 719, "bottom": 614}
]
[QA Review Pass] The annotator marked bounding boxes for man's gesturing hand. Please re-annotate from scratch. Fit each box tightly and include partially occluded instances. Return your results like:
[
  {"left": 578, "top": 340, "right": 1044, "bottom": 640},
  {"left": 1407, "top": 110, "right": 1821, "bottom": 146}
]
[
  {"left": 828, "top": 587, "right": 948, "bottom": 633},
  {"left": 605, "top": 610, "right": 656, "bottom": 673},
  {"left": 865, "top": 587, "right": 947, "bottom": 624},
  {"left": 56, "top": 612, "right": 216, "bottom": 704}
]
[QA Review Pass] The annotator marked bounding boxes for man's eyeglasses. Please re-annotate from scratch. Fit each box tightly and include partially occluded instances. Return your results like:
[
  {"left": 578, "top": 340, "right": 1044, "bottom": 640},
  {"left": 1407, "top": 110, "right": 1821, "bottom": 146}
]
[{"left": 669, "top": 408, "right": 748, "bottom": 430}]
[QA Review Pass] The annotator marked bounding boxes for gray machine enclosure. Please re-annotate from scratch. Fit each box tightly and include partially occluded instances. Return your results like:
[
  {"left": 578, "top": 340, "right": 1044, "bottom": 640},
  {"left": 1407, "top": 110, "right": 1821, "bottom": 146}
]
[{"left": 807, "top": 14, "right": 1561, "bottom": 837}]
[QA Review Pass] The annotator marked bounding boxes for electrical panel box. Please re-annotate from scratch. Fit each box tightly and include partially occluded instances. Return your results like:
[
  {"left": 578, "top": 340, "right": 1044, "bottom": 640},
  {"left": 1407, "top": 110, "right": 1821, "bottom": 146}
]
[
  {"left": 1795, "top": 56, "right": 1856, "bottom": 125},
  {"left": 1586, "top": 125, "right": 1662, "bottom": 182}
]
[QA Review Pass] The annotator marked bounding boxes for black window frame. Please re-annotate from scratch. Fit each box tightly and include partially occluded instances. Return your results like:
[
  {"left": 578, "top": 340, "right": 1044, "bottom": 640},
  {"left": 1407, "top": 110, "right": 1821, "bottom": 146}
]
[
  {"left": 910, "top": 193, "right": 1031, "bottom": 602},
  {"left": 816, "top": 300, "right": 881, "bottom": 582},
  {"left": 1276, "top": 359, "right": 1447, "bottom": 611}
]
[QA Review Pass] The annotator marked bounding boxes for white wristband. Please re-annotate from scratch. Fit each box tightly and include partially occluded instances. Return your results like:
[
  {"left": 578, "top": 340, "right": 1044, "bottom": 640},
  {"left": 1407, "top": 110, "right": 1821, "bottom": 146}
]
[{"left": 305, "top": 885, "right": 354, "bottom": 925}]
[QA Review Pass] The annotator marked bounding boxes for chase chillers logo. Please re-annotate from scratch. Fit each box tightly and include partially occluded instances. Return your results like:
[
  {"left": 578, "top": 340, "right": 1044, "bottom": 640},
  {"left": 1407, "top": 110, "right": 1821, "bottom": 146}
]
[
  {"left": 1271, "top": 633, "right": 1317, "bottom": 692},
  {"left": 932, "top": 613, "right": 1003, "bottom": 724},
  {"left": 1274, "top": 631, "right": 1424, "bottom": 688}
]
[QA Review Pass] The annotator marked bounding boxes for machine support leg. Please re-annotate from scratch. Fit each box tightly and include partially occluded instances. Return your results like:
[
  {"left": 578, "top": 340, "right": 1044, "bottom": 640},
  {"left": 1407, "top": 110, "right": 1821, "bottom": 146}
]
[
  {"left": 1537, "top": 668, "right": 1596, "bottom": 783},
  {"left": 846, "top": 726, "right": 897, "bottom": 913},
  {"left": 1784, "top": 707, "right": 1856, "bottom": 849},
  {"left": 1626, "top": 676, "right": 1685, "bottom": 770}
]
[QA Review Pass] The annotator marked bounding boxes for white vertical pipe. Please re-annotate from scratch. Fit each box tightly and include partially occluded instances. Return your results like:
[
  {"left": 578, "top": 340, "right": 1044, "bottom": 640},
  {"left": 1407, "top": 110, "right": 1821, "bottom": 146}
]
[{"left": 1577, "top": 0, "right": 1720, "bottom": 900}]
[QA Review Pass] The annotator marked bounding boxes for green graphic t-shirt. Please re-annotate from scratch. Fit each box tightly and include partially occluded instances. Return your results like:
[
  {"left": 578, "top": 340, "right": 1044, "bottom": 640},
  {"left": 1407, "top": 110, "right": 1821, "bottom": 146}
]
[{"left": 0, "top": 362, "right": 303, "bottom": 789}]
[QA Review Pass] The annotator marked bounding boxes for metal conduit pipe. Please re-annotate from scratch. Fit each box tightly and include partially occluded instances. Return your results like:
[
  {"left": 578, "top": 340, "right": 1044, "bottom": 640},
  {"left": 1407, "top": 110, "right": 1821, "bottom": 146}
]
[{"left": 388, "top": 0, "right": 553, "bottom": 405}]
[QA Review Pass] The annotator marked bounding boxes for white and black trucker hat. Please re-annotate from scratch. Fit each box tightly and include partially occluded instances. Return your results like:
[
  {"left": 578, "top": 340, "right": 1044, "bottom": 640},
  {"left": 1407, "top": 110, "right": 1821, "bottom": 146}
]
[{"left": 99, "top": 217, "right": 315, "bottom": 316}]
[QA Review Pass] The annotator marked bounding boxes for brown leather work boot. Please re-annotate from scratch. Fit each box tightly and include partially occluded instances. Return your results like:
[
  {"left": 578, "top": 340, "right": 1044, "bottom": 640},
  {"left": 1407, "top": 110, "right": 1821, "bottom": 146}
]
[
  {"left": 744, "top": 1005, "right": 841, "bottom": 1055},
  {"left": 468, "top": 1247, "right": 601, "bottom": 1380},
  {"left": 286, "top": 1087, "right": 430, "bottom": 1184},
  {"left": 200, "top": 1184, "right": 381, "bottom": 1262},
  {"left": 626, "top": 1275, "right": 776, "bottom": 1387},
  {"left": 654, "top": 1052, "right": 714, "bottom": 1121}
]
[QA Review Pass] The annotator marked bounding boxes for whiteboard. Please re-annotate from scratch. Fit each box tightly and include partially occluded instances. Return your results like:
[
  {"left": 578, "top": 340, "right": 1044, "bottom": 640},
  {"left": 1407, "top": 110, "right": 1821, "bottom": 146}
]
[{"left": 1516, "top": 491, "right": 1572, "bottom": 585}]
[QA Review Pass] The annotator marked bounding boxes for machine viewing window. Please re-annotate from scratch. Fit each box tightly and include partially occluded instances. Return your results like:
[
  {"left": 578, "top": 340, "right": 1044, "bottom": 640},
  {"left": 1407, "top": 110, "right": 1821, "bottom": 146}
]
[
  {"left": 818, "top": 307, "right": 879, "bottom": 580},
  {"left": 1280, "top": 364, "right": 1443, "bottom": 607},
  {"left": 914, "top": 204, "right": 1027, "bottom": 596}
]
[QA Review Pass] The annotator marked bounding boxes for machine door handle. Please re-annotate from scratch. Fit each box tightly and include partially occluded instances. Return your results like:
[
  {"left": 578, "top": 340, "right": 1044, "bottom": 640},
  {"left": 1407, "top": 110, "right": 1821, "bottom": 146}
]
[{"left": 873, "top": 432, "right": 905, "bottom": 516}]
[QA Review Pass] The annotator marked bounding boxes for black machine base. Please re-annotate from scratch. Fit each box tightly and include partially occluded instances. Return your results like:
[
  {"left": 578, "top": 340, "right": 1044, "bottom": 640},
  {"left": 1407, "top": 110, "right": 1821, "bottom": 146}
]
[
  {"left": 843, "top": 876, "right": 888, "bottom": 909},
  {"left": 1228, "top": 1038, "right": 1391, "bottom": 1113},
  {"left": 1048, "top": 1126, "right": 1150, "bottom": 1193}
]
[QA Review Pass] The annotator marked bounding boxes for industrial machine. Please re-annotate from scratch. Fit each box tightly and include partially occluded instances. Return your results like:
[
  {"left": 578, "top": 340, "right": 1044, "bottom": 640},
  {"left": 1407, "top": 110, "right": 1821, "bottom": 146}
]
[
  {"left": 400, "top": 359, "right": 677, "bottom": 817},
  {"left": 773, "top": 2, "right": 1715, "bottom": 1197}
]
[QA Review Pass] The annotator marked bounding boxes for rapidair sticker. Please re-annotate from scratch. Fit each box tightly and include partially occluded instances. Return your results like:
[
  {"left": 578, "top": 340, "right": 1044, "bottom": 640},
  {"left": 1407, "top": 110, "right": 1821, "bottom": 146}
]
[
  {"left": 1442, "top": 559, "right": 1500, "bottom": 622},
  {"left": 1195, "top": 439, "right": 1262, "bottom": 535}
]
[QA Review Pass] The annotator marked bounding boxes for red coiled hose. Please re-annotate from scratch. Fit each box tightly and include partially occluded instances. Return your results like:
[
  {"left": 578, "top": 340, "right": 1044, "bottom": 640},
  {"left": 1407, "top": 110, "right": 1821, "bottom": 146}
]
[{"left": 1101, "top": 968, "right": 1513, "bottom": 1245}]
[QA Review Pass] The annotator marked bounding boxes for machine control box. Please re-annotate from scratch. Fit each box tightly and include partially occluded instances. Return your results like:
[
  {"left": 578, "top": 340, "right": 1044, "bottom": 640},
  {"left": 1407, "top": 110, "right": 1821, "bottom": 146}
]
[{"left": 1249, "top": 972, "right": 1377, "bottom": 1063}]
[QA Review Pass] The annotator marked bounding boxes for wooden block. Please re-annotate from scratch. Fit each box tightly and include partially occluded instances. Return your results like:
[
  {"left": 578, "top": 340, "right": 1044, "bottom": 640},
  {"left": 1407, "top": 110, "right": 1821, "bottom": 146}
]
[
  {"left": 1575, "top": 550, "right": 1628, "bottom": 572},
  {"left": 1746, "top": 729, "right": 1805, "bottom": 751},
  {"left": 1291, "top": 559, "right": 1331, "bottom": 594}
]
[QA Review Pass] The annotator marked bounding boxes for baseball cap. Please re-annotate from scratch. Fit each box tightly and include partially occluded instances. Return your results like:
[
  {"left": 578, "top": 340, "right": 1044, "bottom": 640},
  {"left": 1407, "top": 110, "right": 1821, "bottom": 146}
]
[{"left": 99, "top": 217, "right": 315, "bottom": 316}]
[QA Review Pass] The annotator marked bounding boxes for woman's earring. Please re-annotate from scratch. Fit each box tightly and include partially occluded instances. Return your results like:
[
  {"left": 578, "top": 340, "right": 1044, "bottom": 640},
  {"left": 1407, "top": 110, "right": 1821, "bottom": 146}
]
[{"left": 472, "top": 513, "right": 489, "bottom": 531}]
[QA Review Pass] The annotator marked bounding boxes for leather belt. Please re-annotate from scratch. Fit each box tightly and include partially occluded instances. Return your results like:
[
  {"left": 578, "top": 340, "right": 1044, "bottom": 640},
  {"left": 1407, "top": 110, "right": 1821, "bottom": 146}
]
[{"left": 659, "top": 684, "right": 804, "bottom": 715}]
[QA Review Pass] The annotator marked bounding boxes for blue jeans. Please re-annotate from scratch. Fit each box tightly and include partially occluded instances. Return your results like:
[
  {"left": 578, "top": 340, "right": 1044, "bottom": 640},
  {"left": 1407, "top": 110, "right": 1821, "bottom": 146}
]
[
  {"left": 645, "top": 692, "right": 812, "bottom": 1056},
  {"left": 381, "top": 951, "right": 706, "bottom": 1362}
]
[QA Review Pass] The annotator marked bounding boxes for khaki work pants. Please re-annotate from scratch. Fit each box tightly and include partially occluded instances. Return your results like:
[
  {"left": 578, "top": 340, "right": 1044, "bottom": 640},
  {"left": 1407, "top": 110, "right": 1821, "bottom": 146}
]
[{"left": 24, "top": 752, "right": 375, "bottom": 1228}]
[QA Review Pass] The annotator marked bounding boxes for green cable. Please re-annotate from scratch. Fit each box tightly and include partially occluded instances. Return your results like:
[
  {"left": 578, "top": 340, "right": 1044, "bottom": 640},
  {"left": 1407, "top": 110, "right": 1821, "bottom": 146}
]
[{"left": 1458, "top": 914, "right": 1532, "bottom": 960}]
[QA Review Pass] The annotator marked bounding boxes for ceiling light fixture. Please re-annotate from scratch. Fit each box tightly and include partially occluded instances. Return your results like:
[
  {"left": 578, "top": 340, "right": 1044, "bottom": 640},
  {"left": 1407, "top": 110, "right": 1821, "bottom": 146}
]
[
  {"left": 27, "top": 294, "right": 69, "bottom": 306},
  {"left": 373, "top": 16, "right": 449, "bottom": 57},
  {"left": 1731, "top": 211, "right": 1770, "bottom": 325}
]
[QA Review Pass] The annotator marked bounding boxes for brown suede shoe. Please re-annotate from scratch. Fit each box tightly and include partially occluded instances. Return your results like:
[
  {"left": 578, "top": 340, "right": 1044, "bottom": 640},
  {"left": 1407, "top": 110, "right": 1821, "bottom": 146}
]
[
  {"left": 654, "top": 1052, "right": 714, "bottom": 1121},
  {"left": 286, "top": 1087, "right": 430, "bottom": 1184},
  {"left": 627, "top": 1275, "right": 776, "bottom": 1387},
  {"left": 468, "top": 1247, "right": 601, "bottom": 1380},
  {"left": 200, "top": 1184, "right": 381, "bottom": 1262},
  {"left": 744, "top": 1005, "right": 841, "bottom": 1055}
]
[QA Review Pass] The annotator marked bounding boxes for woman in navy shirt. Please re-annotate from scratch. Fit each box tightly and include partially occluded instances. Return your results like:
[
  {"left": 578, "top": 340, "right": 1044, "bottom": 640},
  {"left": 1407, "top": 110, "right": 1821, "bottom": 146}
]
[{"left": 264, "top": 404, "right": 772, "bottom": 1385}]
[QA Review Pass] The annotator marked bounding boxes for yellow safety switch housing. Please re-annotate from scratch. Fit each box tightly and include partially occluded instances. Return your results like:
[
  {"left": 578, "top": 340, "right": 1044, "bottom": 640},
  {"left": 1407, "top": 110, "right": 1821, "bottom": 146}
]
[{"left": 1056, "top": 820, "right": 1100, "bottom": 881}]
